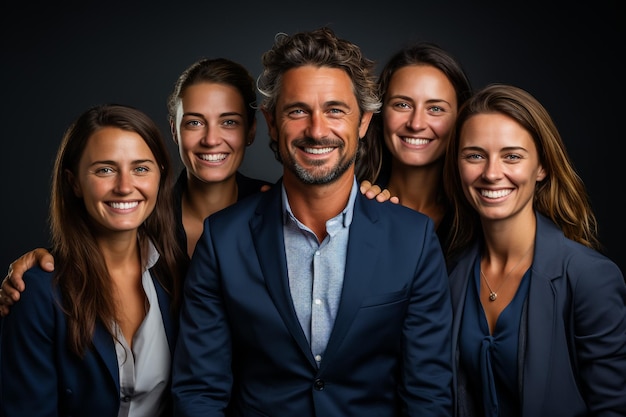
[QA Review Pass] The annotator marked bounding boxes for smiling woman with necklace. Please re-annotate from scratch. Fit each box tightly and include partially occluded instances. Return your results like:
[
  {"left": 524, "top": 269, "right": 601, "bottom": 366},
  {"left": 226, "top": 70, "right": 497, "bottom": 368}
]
[{"left": 443, "top": 84, "right": 626, "bottom": 417}]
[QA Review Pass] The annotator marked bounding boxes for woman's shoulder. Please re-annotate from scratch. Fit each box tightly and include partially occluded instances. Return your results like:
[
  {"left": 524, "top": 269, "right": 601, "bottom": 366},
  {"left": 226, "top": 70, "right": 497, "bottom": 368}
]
[{"left": 23, "top": 266, "right": 55, "bottom": 285}]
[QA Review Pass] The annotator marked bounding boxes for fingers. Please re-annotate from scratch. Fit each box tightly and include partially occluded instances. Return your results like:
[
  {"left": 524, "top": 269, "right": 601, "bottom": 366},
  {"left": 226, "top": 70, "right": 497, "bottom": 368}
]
[
  {"left": 1, "top": 277, "right": 21, "bottom": 303},
  {"left": 0, "top": 303, "right": 8, "bottom": 317},
  {"left": 6, "top": 247, "right": 54, "bottom": 293},
  {"left": 359, "top": 180, "right": 398, "bottom": 203},
  {"left": 375, "top": 189, "right": 391, "bottom": 202},
  {"left": 360, "top": 180, "right": 382, "bottom": 199},
  {"left": 0, "top": 282, "right": 21, "bottom": 317},
  {"left": 34, "top": 248, "right": 55, "bottom": 272}
]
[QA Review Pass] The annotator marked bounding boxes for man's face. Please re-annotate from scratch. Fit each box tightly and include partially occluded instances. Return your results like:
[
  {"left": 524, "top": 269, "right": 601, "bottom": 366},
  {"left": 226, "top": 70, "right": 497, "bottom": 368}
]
[{"left": 263, "top": 65, "right": 372, "bottom": 185}]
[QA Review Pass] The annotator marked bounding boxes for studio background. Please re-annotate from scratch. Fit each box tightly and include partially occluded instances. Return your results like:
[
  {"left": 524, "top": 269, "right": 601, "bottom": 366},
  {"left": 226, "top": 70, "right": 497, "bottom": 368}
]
[{"left": 2, "top": 2, "right": 623, "bottom": 274}]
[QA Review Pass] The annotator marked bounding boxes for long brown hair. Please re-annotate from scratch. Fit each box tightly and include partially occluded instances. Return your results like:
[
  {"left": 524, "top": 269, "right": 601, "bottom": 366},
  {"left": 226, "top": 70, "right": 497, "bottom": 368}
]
[
  {"left": 356, "top": 42, "right": 472, "bottom": 183},
  {"left": 50, "top": 104, "right": 187, "bottom": 356},
  {"left": 444, "top": 84, "right": 600, "bottom": 261}
]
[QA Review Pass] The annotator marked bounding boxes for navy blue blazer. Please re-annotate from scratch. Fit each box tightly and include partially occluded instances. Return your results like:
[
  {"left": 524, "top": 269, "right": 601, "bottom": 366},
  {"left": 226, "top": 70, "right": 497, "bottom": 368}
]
[
  {"left": 449, "top": 213, "right": 626, "bottom": 417},
  {"left": 172, "top": 179, "right": 454, "bottom": 417},
  {"left": 0, "top": 264, "right": 177, "bottom": 417}
]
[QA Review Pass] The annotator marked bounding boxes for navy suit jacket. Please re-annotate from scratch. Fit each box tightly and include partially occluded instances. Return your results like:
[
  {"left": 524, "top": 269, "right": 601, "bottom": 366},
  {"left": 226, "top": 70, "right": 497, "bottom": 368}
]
[
  {"left": 449, "top": 213, "right": 626, "bottom": 417},
  {"left": 0, "top": 264, "right": 177, "bottom": 417},
  {"left": 172, "top": 179, "right": 453, "bottom": 417}
]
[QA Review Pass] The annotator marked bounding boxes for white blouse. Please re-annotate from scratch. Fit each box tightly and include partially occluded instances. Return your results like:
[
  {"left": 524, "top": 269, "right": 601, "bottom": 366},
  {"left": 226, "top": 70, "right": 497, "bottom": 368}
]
[{"left": 114, "top": 244, "right": 171, "bottom": 417}]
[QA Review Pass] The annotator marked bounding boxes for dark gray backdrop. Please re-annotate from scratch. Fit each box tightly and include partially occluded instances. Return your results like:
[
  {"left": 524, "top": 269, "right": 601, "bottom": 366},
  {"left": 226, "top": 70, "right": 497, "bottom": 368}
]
[{"left": 2, "top": 2, "right": 623, "bottom": 274}]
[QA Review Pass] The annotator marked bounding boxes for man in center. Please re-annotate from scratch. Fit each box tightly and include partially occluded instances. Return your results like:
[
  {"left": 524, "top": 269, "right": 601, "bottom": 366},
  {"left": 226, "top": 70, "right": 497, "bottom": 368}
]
[{"left": 172, "top": 27, "right": 453, "bottom": 417}]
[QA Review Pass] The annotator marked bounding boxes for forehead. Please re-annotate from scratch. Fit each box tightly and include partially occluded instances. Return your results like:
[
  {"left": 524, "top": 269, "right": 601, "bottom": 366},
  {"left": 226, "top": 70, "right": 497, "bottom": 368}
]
[
  {"left": 461, "top": 113, "right": 535, "bottom": 148},
  {"left": 279, "top": 66, "right": 356, "bottom": 105},
  {"left": 80, "top": 127, "right": 154, "bottom": 162},
  {"left": 181, "top": 82, "right": 245, "bottom": 110},
  {"left": 388, "top": 65, "right": 456, "bottom": 100}
]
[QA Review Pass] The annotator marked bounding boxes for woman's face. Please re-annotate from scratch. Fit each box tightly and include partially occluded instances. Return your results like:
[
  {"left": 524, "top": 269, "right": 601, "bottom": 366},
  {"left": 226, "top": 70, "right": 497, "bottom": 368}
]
[
  {"left": 382, "top": 64, "right": 458, "bottom": 168},
  {"left": 70, "top": 127, "right": 160, "bottom": 237},
  {"left": 457, "top": 113, "right": 546, "bottom": 223},
  {"left": 173, "top": 82, "right": 255, "bottom": 184}
]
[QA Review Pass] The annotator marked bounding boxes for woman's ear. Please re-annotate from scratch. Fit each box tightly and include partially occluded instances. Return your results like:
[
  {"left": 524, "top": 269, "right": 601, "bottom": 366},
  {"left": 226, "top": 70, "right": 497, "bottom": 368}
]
[
  {"left": 66, "top": 169, "right": 82, "bottom": 197},
  {"left": 536, "top": 164, "right": 547, "bottom": 182},
  {"left": 170, "top": 119, "right": 178, "bottom": 145},
  {"left": 246, "top": 118, "right": 257, "bottom": 146}
]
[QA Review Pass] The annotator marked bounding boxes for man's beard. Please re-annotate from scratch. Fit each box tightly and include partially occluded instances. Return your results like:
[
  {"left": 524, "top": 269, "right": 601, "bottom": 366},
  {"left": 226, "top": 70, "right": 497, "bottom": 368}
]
[{"left": 283, "top": 138, "right": 356, "bottom": 185}]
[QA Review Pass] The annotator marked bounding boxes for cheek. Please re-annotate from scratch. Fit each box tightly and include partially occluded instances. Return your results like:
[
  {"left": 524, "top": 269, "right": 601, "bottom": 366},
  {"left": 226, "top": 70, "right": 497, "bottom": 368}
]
[
  {"left": 225, "top": 131, "right": 248, "bottom": 152},
  {"left": 458, "top": 163, "right": 479, "bottom": 187},
  {"left": 431, "top": 116, "right": 455, "bottom": 137},
  {"left": 383, "top": 110, "right": 406, "bottom": 134},
  {"left": 179, "top": 130, "right": 206, "bottom": 151},
  {"left": 80, "top": 178, "right": 105, "bottom": 200},
  {"left": 144, "top": 178, "right": 162, "bottom": 206}
]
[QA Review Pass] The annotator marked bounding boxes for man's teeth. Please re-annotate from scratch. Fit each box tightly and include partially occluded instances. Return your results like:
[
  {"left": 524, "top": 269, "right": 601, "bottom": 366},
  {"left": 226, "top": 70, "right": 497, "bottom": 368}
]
[{"left": 304, "top": 147, "right": 333, "bottom": 154}]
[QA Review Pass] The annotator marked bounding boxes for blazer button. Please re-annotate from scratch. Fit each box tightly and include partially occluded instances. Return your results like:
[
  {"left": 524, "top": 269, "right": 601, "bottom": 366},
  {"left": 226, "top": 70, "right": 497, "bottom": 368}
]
[{"left": 314, "top": 379, "right": 325, "bottom": 391}]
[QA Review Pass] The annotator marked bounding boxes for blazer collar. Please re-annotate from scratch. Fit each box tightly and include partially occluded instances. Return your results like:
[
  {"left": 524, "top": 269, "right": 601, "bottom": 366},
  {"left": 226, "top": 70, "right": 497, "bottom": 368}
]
[{"left": 250, "top": 180, "right": 384, "bottom": 370}]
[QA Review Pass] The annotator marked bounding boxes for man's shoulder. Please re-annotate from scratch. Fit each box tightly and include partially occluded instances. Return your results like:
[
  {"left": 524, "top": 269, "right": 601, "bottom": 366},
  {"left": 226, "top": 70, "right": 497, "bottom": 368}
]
[{"left": 357, "top": 193, "right": 431, "bottom": 223}]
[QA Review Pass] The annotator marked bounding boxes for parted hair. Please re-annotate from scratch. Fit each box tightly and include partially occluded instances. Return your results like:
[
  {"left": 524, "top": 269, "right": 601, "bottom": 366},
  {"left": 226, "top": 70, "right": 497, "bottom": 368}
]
[
  {"left": 443, "top": 84, "right": 600, "bottom": 261},
  {"left": 167, "top": 57, "right": 258, "bottom": 131},
  {"left": 50, "top": 104, "right": 187, "bottom": 356}
]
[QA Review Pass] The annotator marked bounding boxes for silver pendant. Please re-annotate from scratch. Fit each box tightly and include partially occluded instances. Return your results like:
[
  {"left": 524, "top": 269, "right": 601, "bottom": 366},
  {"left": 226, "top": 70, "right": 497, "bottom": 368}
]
[{"left": 489, "top": 292, "right": 497, "bottom": 301}]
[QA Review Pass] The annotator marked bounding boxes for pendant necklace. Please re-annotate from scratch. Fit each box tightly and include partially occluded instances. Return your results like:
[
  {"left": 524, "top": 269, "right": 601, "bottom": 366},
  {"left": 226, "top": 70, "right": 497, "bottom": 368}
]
[{"left": 481, "top": 245, "right": 533, "bottom": 302}]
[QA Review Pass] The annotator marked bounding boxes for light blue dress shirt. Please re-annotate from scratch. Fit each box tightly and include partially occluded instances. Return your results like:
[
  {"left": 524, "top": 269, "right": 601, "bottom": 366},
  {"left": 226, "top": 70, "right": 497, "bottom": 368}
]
[{"left": 282, "top": 178, "right": 357, "bottom": 367}]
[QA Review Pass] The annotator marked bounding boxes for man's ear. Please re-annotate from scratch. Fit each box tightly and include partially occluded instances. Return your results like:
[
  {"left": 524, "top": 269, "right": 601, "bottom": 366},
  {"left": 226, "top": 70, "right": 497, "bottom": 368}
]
[{"left": 358, "top": 112, "right": 374, "bottom": 139}]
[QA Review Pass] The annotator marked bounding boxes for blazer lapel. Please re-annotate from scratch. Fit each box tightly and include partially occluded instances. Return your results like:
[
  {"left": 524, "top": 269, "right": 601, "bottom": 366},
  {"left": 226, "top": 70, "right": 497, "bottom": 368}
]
[
  {"left": 521, "top": 213, "right": 563, "bottom": 417},
  {"left": 151, "top": 271, "right": 176, "bottom": 353},
  {"left": 250, "top": 182, "right": 316, "bottom": 366},
  {"left": 318, "top": 194, "right": 382, "bottom": 370},
  {"left": 93, "top": 322, "right": 120, "bottom": 392}
]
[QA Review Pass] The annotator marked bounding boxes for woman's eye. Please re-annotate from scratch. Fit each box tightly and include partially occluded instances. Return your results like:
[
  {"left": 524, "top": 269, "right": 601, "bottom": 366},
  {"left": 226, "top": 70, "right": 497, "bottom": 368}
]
[{"left": 95, "top": 167, "right": 114, "bottom": 175}]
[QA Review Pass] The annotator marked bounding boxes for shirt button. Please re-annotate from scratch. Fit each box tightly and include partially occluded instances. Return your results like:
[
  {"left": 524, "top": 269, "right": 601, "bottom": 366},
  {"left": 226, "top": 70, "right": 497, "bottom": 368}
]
[
  {"left": 121, "top": 395, "right": 132, "bottom": 402},
  {"left": 314, "top": 298, "right": 322, "bottom": 305},
  {"left": 315, "top": 354, "right": 322, "bottom": 362}
]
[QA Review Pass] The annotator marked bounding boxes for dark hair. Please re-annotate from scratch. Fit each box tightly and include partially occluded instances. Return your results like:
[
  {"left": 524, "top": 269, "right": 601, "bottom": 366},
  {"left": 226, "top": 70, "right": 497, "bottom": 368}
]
[
  {"left": 257, "top": 27, "right": 381, "bottom": 162},
  {"left": 443, "top": 84, "right": 600, "bottom": 260},
  {"left": 167, "top": 57, "right": 257, "bottom": 130},
  {"left": 50, "top": 104, "right": 187, "bottom": 355},
  {"left": 356, "top": 42, "right": 472, "bottom": 182}
]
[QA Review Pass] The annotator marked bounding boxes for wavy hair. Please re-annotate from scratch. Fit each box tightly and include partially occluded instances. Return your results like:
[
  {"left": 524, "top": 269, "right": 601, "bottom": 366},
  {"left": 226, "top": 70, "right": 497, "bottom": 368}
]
[
  {"left": 257, "top": 27, "right": 381, "bottom": 162},
  {"left": 443, "top": 84, "right": 600, "bottom": 260}
]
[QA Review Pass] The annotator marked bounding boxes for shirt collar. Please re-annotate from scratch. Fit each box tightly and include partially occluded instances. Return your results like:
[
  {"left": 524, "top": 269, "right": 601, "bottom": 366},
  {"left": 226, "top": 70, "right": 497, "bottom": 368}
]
[{"left": 281, "top": 176, "right": 357, "bottom": 229}]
